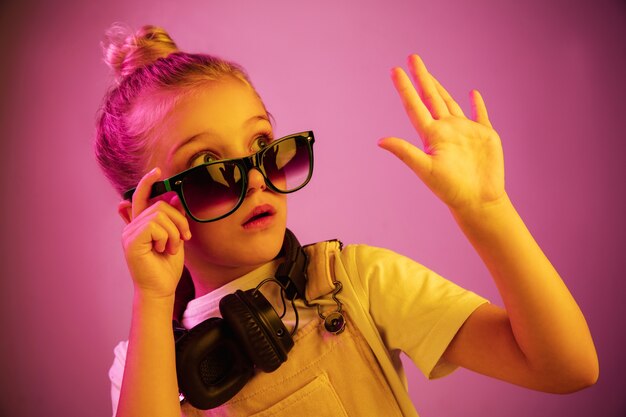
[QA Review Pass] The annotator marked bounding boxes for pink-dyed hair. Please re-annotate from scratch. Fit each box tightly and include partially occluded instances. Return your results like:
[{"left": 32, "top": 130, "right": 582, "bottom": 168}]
[{"left": 95, "top": 25, "right": 262, "bottom": 196}]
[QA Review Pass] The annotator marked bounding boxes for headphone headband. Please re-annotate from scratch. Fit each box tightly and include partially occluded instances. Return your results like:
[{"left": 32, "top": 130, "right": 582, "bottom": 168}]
[{"left": 275, "top": 228, "right": 308, "bottom": 301}]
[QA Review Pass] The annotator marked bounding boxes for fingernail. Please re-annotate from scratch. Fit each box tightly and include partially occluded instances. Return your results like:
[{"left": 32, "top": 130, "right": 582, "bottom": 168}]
[
  {"left": 184, "top": 231, "right": 192, "bottom": 240},
  {"left": 377, "top": 138, "right": 388, "bottom": 148}
]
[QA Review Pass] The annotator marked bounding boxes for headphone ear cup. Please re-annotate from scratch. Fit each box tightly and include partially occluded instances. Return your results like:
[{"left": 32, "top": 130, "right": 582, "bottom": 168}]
[
  {"left": 175, "top": 317, "right": 254, "bottom": 410},
  {"left": 220, "top": 289, "right": 294, "bottom": 373}
]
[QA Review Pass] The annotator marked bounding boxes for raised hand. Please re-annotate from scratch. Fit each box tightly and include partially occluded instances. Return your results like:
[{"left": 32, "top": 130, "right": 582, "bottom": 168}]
[
  {"left": 378, "top": 54, "right": 505, "bottom": 212},
  {"left": 120, "top": 167, "right": 192, "bottom": 299}
]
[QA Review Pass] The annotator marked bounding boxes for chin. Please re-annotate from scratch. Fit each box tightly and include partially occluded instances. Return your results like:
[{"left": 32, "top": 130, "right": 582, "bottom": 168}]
[{"left": 240, "top": 223, "right": 286, "bottom": 261}]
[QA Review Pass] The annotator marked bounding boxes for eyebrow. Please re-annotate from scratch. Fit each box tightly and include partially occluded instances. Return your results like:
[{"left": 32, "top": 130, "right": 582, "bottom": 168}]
[{"left": 169, "top": 114, "right": 271, "bottom": 160}]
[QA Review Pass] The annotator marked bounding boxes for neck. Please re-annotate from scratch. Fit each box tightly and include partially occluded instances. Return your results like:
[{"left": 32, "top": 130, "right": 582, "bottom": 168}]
[{"left": 185, "top": 260, "right": 268, "bottom": 298}]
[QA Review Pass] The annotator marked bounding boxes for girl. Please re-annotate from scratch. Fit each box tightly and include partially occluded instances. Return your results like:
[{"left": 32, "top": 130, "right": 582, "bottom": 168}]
[{"left": 97, "top": 25, "right": 598, "bottom": 417}]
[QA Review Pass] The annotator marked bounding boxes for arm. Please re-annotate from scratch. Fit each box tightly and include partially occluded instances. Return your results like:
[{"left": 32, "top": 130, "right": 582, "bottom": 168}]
[
  {"left": 445, "top": 195, "right": 598, "bottom": 393},
  {"left": 117, "top": 295, "right": 180, "bottom": 416},
  {"left": 115, "top": 167, "right": 192, "bottom": 417},
  {"left": 378, "top": 55, "right": 598, "bottom": 393}
]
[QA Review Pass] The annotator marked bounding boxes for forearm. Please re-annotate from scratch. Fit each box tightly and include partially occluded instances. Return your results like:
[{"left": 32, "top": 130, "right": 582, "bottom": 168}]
[
  {"left": 450, "top": 194, "right": 598, "bottom": 382},
  {"left": 116, "top": 293, "right": 181, "bottom": 417}
]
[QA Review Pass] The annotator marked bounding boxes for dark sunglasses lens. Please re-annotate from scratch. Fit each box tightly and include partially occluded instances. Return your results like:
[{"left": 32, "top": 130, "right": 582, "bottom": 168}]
[
  {"left": 181, "top": 162, "right": 244, "bottom": 220},
  {"left": 262, "top": 137, "right": 312, "bottom": 192}
]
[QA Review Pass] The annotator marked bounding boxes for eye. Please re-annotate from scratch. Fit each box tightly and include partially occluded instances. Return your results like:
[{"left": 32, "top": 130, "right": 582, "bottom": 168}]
[
  {"left": 189, "top": 151, "right": 219, "bottom": 168},
  {"left": 252, "top": 133, "right": 273, "bottom": 152}
]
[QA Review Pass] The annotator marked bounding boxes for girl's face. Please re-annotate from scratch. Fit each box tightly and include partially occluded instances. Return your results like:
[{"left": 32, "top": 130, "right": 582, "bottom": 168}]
[{"left": 148, "top": 76, "right": 287, "bottom": 290}]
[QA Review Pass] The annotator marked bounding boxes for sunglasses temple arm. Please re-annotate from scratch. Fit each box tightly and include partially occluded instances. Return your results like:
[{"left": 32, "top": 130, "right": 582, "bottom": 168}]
[
  {"left": 123, "top": 180, "right": 171, "bottom": 201},
  {"left": 151, "top": 180, "right": 171, "bottom": 198}
]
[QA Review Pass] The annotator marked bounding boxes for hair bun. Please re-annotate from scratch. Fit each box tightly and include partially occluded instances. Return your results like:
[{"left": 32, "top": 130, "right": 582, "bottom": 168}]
[{"left": 102, "top": 23, "right": 179, "bottom": 81}]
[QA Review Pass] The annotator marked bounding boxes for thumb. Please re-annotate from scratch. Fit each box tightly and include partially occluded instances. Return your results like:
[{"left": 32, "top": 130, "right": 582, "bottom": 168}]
[{"left": 377, "top": 136, "right": 432, "bottom": 181}]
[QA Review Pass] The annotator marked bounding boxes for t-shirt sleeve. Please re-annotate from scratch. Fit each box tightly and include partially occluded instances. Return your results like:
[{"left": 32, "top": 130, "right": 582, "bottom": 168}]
[
  {"left": 108, "top": 340, "right": 128, "bottom": 417},
  {"left": 346, "top": 244, "right": 488, "bottom": 379}
]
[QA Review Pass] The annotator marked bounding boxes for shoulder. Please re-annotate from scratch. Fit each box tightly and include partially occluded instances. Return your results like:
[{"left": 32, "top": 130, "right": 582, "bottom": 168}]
[
  {"left": 338, "top": 243, "right": 434, "bottom": 283},
  {"left": 335, "top": 242, "right": 486, "bottom": 310},
  {"left": 304, "top": 239, "right": 473, "bottom": 303},
  {"left": 304, "top": 239, "right": 434, "bottom": 285},
  {"left": 304, "top": 240, "right": 438, "bottom": 304},
  {"left": 305, "top": 239, "right": 422, "bottom": 267}
]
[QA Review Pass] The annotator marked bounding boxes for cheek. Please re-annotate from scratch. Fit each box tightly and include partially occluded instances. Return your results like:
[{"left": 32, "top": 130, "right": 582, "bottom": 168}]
[
  {"left": 185, "top": 221, "right": 241, "bottom": 266},
  {"left": 187, "top": 220, "right": 228, "bottom": 249},
  {"left": 184, "top": 220, "right": 285, "bottom": 269},
  {"left": 184, "top": 193, "right": 288, "bottom": 261}
]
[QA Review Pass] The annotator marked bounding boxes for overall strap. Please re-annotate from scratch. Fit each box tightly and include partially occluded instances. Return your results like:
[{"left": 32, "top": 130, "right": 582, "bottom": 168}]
[
  {"left": 307, "top": 243, "right": 420, "bottom": 417},
  {"left": 302, "top": 239, "right": 343, "bottom": 301}
]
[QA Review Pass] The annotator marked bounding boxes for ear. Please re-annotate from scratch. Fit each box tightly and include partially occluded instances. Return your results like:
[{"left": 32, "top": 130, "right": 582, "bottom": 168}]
[{"left": 118, "top": 200, "right": 133, "bottom": 225}]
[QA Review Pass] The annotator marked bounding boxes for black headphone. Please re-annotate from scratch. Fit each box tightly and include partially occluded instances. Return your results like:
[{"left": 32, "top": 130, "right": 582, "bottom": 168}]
[{"left": 172, "top": 229, "right": 308, "bottom": 410}]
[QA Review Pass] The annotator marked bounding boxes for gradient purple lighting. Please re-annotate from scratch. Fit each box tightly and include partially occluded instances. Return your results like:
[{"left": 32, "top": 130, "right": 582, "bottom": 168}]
[{"left": 0, "top": 0, "right": 624, "bottom": 416}]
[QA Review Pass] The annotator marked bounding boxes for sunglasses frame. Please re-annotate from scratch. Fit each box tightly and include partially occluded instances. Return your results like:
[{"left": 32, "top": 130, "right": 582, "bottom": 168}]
[{"left": 123, "top": 131, "right": 315, "bottom": 223}]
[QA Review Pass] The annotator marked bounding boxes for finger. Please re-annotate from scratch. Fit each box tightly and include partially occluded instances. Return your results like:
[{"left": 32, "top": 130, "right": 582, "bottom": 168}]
[
  {"left": 163, "top": 196, "right": 192, "bottom": 240},
  {"left": 148, "top": 209, "right": 185, "bottom": 255},
  {"left": 138, "top": 200, "right": 191, "bottom": 241},
  {"left": 408, "top": 54, "right": 449, "bottom": 119},
  {"left": 470, "top": 89, "right": 493, "bottom": 129},
  {"left": 391, "top": 67, "right": 433, "bottom": 136},
  {"left": 431, "top": 75, "right": 465, "bottom": 118},
  {"left": 124, "top": 202, "right": 189, "bottom": 255},
  {"left": 161, "top": 218, "right": 185, "bottom": 256},
  {"left": 147, "top": 221, "right": 170, "bottom": 253},
  {"left": 378, "top": 136, "right": 432, "bottom": 181},
  {"left": 131, "top": 167, "right": 162, "bottom": 220}
]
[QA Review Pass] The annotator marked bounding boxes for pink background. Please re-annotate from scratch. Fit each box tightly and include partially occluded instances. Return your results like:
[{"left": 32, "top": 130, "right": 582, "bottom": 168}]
[{"left": 0, "top": 0, "right": 624, "bottom": 415}]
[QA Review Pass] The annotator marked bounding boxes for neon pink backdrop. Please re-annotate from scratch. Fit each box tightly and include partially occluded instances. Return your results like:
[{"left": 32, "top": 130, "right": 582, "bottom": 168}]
[{"left": 0, "top": 0, "right": 624, "bottom": 415}]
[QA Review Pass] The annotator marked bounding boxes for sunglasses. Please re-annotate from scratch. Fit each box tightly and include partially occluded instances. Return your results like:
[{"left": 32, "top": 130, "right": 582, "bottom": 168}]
[{"left": 123, "top": 131, "right": 315, "bottom": 222}]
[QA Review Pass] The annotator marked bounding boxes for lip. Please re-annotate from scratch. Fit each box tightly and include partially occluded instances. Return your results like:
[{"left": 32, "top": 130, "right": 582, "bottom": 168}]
[{"left": 242, "top": 204, "right": 277, "bottom": 229}]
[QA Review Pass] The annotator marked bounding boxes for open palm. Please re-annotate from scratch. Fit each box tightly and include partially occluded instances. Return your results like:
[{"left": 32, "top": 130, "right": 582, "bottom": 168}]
[{"left": 379, "top": 55, "right": 505, "bottom": 211}]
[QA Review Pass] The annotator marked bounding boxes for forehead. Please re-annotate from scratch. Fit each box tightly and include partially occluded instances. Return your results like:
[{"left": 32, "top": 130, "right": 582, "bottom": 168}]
[
  {"left": 148, "top": 77, "right": 269, "bottom": 167},
  {"left": 165, "top": 77, "right": 266, "bottom": 138}
]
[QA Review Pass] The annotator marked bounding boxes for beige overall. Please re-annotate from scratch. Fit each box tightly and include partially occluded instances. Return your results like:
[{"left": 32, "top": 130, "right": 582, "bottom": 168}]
[
  {"left": 108, "top": 240, "right": 488, "bottom": 416},
  {"left": 182, "top": 240, "right": 423, "bottom": 416}
]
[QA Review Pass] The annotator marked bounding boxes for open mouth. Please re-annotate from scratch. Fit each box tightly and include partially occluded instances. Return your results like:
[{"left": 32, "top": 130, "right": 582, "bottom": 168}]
[
  {"left": 246, "top": 211, "right": 271, "bottom": 223},
  {"left": 242, "top": 204, "right": 276, "bottom": 227}
]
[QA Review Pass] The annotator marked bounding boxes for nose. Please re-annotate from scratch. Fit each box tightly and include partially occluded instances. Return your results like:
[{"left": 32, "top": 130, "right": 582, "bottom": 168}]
[{"left": 246, "top": 168, "right": 267, "bottom": 194}]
